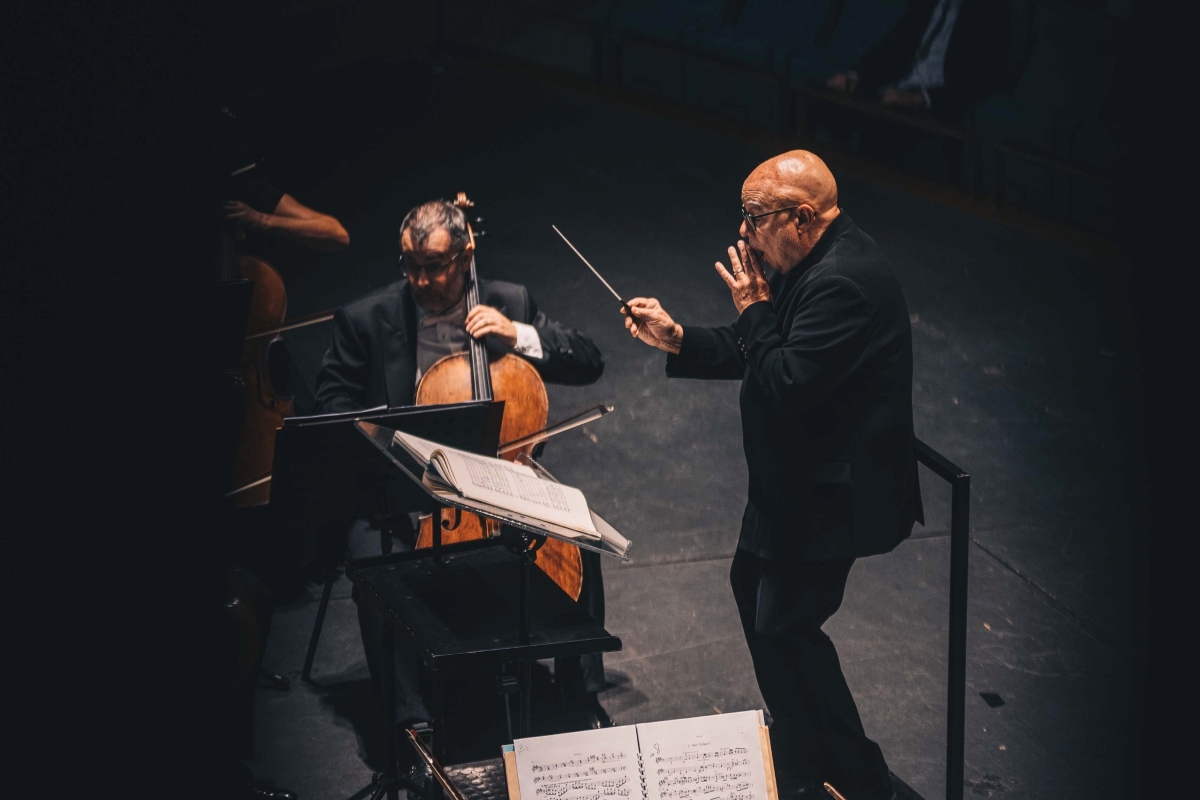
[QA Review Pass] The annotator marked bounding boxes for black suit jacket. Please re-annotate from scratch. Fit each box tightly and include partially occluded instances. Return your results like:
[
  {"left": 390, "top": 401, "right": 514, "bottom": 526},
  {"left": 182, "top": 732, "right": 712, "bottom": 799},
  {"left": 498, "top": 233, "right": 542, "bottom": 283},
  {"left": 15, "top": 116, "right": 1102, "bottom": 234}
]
[
  {"left": 666, "top": 212, "right": 923, "bottom": 562},
  {"left": 314, "top": 278, "right": 604, "bottom": 413},
  {"left": 855, "top": 0, "right": 1012, "bottom": 118}
]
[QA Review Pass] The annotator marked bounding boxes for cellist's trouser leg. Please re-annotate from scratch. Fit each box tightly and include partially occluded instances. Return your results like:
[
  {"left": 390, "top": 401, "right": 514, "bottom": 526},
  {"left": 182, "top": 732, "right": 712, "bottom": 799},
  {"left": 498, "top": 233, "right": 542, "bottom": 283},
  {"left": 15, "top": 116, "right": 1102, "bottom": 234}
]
[
  {"left": 729, "top": 549, "right": 891, "bottom": 794},
  {"left": 554, "top": 548, "right": 606, "bottom": 695},
  {"left": 348, "top": 518, "right": 430, "bottom": 724}
]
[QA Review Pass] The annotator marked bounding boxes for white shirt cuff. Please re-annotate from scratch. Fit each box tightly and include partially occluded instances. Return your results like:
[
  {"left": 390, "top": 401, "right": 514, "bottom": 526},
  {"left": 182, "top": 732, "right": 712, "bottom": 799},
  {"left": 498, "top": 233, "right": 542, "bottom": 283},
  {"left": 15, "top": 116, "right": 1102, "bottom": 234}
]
[{"left": 512, "top": 322, "right": 544, "bottom": 360}]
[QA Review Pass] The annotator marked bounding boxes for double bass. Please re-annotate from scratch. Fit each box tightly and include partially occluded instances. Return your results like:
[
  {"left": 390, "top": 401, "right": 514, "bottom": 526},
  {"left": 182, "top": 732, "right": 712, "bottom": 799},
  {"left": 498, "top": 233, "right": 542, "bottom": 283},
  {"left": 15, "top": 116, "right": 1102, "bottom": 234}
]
[
  {"left": 226, "top": 258, "right": 332, "bottom": 506},
  {"left": 413, "top": 193, "right": 584, "bottom": 600}
]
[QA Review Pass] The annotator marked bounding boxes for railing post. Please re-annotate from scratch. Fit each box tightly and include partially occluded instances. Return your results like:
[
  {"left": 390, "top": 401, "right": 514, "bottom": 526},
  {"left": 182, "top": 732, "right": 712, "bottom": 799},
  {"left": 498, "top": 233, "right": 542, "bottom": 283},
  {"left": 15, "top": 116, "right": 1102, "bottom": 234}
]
[{"left": 946, "top": 472, "right": 971, "bottom": 800}]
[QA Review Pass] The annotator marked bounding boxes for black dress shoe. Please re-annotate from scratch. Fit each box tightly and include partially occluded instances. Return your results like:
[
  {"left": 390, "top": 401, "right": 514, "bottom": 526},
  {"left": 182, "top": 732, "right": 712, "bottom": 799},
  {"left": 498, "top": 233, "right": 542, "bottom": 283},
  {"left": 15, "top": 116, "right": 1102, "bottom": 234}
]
[
  {"left": 239, "top": 774, "right": 298, "bottom": 800},
  {"left": 581, "top": 694, "right": 614, "bottom": 729},
  {"left": 832, "top": 783, "right": 895, "bottom": 800},
  {"left": 778, "top": 782, "right": 825, "bottom": 798}
]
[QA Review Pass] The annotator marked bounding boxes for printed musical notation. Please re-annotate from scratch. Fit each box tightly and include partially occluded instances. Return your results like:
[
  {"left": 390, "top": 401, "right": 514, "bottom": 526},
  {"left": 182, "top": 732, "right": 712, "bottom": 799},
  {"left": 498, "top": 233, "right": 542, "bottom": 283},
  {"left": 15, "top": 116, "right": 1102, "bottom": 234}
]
[
  {"left": 654, "top": 748, "right": 748, "bottom": 765},
  {"left": 532, "top": 753, "right": 628, "bottom": 772},
  {"left": 513, "top": 712, "right": 771, "bottom": 800},
  {"left": 515, "top": 727, "right": 642, "bottom": 800},
  {"left": 638, "top": 712, "right": 769, "bottom": 800},
  {"left": 650, "top": 752, "right": 753, "bottom": 800}
]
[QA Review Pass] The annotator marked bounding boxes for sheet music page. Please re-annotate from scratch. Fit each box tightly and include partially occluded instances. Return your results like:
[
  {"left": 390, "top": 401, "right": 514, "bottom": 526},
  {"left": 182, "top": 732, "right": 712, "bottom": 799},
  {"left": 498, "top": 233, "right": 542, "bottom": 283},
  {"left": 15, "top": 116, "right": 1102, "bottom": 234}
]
[
  {"left": 514, "top": 724, "right": 643, "bottom": 800},
  {"left": 637, "top": 711, "right": 768, "bottom": 800},
  {"left": 392, "top": 429, "right": 598, "bottom": 537},
  {"left": 391, "top": 430, "right": 439, "bottom": 464},
  {"left": 437, "top": 447, "right": 598, "bottom": 536}
]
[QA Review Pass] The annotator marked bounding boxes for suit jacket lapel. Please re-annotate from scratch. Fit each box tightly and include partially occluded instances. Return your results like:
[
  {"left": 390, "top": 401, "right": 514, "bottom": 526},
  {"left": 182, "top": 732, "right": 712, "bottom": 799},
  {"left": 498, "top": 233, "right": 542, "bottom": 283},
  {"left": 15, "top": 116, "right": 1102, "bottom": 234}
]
[{"left": 381, "top": 282, "right": 418, "bottom": 408}]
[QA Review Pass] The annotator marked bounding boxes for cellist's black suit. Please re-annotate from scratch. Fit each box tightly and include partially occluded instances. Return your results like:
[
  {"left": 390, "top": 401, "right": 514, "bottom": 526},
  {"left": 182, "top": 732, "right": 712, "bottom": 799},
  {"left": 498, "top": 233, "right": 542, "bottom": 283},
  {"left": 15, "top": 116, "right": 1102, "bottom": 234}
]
[
  {"left": 313, "top": 277, "right": 609, "bottom": 726},
  {"left": 665, "top": 212, "right": 923, "bottom": 795},
  {"left": 314, "top": 278, "right": 604, "bottom": 412}
]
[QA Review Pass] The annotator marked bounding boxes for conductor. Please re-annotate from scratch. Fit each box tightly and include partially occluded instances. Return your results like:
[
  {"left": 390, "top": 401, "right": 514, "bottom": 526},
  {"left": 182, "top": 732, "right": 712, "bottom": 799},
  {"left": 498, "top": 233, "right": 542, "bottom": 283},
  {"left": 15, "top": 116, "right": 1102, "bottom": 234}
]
[{"left": 622, "top": 151, "right": 922, "bottom": 799}]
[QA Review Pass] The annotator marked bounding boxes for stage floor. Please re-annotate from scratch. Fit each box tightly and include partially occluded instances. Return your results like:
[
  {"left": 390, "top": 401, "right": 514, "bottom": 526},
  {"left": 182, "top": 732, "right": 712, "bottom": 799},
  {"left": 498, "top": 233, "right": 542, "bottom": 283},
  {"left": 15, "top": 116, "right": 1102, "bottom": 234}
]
[{"left": 245, "top": 53, "right": 1142, "bottom": 800}]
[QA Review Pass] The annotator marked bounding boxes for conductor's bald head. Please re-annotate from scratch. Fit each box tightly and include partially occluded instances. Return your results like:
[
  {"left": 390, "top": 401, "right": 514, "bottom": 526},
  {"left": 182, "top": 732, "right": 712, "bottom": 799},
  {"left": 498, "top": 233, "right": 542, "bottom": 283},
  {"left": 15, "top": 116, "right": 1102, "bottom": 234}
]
[{"left": 740, "top": 150, "right": 841, "bottom": 273}]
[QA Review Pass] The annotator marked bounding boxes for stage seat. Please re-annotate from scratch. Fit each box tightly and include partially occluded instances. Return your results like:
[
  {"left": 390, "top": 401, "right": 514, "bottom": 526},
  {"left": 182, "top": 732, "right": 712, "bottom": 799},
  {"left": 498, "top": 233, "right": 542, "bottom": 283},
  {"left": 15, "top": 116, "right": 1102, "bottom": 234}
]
[
  {"left": 441, "top": 0, "right": 615, "bottom": 78},
  {"left": 515, "top": 0, "right": 617, "bottom": 27},
  {"left": 684, "top": 0, "right": 831, "bottom": 74},
  {"left": 676, "top": 0, "right": 836, "bottom": 131},
  {"left": 971, "top": 2, "right": 1123, "bottom": 224},
  {"left": 787, "top": 0, "right": 907, "bottom": 81},
  {"left": 608, "top": 0, "right": 726, "bottom": 46},
  {"left": 608, "top": 0, "right": 725, "bottom": 101}
]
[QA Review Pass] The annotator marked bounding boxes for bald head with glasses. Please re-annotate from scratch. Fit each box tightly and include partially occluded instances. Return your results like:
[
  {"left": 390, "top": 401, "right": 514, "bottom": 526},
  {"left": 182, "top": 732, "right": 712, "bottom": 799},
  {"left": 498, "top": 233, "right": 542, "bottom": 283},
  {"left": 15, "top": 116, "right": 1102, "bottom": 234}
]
[{"left": 623, "top": 150, "right": 843, "bottom": 352}]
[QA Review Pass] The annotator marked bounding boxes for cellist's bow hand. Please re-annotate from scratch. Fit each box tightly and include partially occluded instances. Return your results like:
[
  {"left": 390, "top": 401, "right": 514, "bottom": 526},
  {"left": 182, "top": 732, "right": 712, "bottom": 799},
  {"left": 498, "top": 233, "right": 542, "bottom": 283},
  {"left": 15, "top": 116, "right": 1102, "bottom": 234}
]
[
  {"left": 622, "top": 297, "right": 682, "bottom": 354},
  {"left": 465, "top": 305, "right": 518, "bottom": 348}
]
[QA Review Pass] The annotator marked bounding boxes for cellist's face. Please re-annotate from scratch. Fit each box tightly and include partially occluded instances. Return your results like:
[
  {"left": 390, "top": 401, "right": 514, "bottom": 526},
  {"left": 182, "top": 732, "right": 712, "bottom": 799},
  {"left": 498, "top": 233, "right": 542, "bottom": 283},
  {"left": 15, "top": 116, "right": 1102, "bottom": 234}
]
[{"left": 402, "top": 227, "right": 473, "bottom": 314}]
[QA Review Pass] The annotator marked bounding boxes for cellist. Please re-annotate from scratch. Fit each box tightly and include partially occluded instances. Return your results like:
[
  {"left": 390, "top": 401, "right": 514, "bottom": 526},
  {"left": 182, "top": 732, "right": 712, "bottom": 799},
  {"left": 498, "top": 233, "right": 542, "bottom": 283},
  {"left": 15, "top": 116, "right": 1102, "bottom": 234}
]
[{"left": 313, "top": 199, "right": 610, "bottom": 745}]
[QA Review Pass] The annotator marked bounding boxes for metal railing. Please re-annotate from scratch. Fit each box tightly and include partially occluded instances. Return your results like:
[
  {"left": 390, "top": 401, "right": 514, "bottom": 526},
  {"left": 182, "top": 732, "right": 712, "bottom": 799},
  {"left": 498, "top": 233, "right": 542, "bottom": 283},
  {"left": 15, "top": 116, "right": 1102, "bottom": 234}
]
[{"left": 915, "top": 438, "right": 971, "bottom": 800}]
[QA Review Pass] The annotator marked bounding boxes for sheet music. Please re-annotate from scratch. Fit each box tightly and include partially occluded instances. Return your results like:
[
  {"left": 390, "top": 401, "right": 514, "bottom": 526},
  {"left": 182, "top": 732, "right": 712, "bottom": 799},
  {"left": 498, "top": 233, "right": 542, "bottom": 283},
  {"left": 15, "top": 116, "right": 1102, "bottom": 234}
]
[
  {"left": 637, "top": 711, "right": 768, "bottom": 800},
  {"left": 514, "top": 725, "right": 642, "bottom": 800},
  {"left": 391, "top": 430, "right": 438, "bottom": 463},
  {"left": 390, "top": 429, "right": 598, "bottom": 536},
  {"left": 437, "top": 447, "right": 598, "bottom": 536}
]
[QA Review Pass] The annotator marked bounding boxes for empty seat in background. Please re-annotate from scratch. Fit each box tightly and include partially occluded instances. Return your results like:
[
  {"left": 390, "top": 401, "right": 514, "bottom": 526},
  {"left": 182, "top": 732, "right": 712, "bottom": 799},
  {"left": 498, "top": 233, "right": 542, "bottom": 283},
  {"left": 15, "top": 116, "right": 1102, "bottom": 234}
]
[
  {"left": 608, "top": 0, "right": 727, "bottom": 46},
  {"left": 675, "top": 0, "right": 833, "bottom": 131},
  {"left": 973, "top": 3, "right": 1117, "bottom": 156},
  {"left": 971, "top": 1, "right": 1123, "bottom": 224},
  {"left": 788, "top": 0, "right": 908, "bottom": 81},
  {"left": 609, "top": 0, "right": 727, "bottom": 100},
  {"left": 685, "top": 0, "right": 832, "bottom": 74},
  {"left": 516, "top": 0, "right": 617, "bottom": 27},
  {"left": 441, "top": 0, "right": 618, "bottom": 78}
]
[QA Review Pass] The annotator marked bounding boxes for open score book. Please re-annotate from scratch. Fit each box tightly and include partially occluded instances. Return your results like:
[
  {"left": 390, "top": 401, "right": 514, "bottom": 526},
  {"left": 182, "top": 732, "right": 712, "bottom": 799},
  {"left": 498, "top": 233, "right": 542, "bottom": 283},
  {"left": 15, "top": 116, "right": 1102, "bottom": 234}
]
[
  {"left": 502, "top": 710, "right": 778, "bottom": 800},
  {"left": 390, "top": 430, "right": 601, "bottom": 540}
]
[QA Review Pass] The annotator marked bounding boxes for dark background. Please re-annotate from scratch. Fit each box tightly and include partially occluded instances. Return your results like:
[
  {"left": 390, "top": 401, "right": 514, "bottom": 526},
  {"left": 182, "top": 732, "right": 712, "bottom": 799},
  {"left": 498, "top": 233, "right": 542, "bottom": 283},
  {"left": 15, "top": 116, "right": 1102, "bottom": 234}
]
[{"left": 3, "top": 1, "right": 1170, "bottom": 797}]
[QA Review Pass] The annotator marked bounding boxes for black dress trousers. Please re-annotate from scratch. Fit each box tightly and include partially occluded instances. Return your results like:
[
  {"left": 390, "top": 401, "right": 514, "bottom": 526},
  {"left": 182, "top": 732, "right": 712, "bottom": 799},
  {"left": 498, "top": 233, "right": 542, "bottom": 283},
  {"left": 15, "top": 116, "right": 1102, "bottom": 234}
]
[{"left": 729, "top": 549, "right": 891, "bottom": 794}]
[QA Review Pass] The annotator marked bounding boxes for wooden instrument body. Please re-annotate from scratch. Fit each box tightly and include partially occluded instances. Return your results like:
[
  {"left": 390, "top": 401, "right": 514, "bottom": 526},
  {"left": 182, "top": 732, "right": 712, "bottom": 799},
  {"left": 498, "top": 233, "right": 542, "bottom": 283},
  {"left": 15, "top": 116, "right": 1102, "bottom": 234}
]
[
  {"left": 412, "top": 192, "right": 584, "bottom": 601},
  {"left": 414, "top": 351, "right": 584, "bottom": 600},
  {"left": 231, "top": 255, "right": 293, "bottom": 506}
]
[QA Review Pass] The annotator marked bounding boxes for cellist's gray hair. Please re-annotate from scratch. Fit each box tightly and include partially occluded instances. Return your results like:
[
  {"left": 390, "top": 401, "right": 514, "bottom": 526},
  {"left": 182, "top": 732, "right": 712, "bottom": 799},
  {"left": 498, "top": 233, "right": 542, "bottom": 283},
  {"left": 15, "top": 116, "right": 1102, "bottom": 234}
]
[{"left": 399, "top": 200, "right": 469, "bottom": 251}]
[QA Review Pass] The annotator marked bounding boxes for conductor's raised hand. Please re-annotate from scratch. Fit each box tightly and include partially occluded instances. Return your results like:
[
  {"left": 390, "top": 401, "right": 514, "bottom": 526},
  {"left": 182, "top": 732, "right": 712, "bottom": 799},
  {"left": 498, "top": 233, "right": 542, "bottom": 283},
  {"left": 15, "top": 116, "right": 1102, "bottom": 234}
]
[
  {"left": 622, "top": 297, "right": 683, "bottom": 354},
  {"left": 716, "top": 241, "right": 771, "bottom": 314}
]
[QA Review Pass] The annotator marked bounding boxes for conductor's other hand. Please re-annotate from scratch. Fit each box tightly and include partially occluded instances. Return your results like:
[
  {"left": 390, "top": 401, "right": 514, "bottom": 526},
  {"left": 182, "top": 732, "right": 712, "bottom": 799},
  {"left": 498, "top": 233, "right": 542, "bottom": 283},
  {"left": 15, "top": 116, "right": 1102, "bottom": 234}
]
[
  {"left": 623, "top": 298, "right": 683, "bottom": 355},
  {"left": 716, "top": 241, "right": 772, "bottom": 315}
]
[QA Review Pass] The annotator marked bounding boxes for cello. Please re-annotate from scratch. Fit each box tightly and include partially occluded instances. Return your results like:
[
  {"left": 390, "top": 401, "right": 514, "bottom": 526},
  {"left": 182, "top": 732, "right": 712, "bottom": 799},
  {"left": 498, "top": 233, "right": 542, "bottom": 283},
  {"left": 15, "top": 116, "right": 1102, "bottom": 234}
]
[{"left": 413, "top": 193, "right": 584, "bottom": 601}]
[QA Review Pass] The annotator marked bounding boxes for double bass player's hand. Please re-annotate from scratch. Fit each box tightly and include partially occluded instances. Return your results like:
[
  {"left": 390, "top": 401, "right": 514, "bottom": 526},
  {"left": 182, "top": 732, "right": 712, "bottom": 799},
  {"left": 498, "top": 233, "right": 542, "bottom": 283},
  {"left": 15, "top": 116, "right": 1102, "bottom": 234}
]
[{"left": 623, "top": 298, "right": 683, "bottom": 354}]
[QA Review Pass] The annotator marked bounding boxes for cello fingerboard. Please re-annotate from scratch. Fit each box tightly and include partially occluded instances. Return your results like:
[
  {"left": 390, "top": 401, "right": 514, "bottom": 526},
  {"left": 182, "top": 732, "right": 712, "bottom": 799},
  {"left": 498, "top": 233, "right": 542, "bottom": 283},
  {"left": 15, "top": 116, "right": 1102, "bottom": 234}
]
[{"left": 466, "top": 254, "right": 494, "bottom": 403}]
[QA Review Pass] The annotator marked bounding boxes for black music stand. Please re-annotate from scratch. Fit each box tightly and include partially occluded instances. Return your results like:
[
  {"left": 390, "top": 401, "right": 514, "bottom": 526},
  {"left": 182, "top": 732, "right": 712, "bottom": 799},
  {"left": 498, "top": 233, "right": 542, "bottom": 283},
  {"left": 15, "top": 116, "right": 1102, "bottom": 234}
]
[
  {"left": 268, "top": 400, "right": 503, "bottom": 681},
  {"left": 346, "top": 421, "right": 627, "bottom": 800}
]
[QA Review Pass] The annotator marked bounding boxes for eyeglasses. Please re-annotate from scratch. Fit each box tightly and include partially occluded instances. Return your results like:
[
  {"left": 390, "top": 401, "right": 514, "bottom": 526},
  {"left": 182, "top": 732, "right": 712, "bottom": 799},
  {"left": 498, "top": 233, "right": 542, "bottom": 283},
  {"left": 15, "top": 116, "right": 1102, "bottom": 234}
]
[
  {"left": 398, "top": 247, "right": 465, "bottom": 279},
  {"left": 741, "top": 204, "right": 800, "bottom": 231}
]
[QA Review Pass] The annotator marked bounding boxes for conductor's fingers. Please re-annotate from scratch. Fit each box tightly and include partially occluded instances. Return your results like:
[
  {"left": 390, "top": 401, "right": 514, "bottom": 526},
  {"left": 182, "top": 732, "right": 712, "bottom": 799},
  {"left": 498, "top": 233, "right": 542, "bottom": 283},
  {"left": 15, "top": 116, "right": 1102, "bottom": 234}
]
[
  {"left": 727, "top": 245, "right": 745, "bottom": 274},
  {"left": 714, "top": 260, "right": 736, "bottom": 288},
  {"left": 739, "top": 241, "right": 765, "bottom": 277}
]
